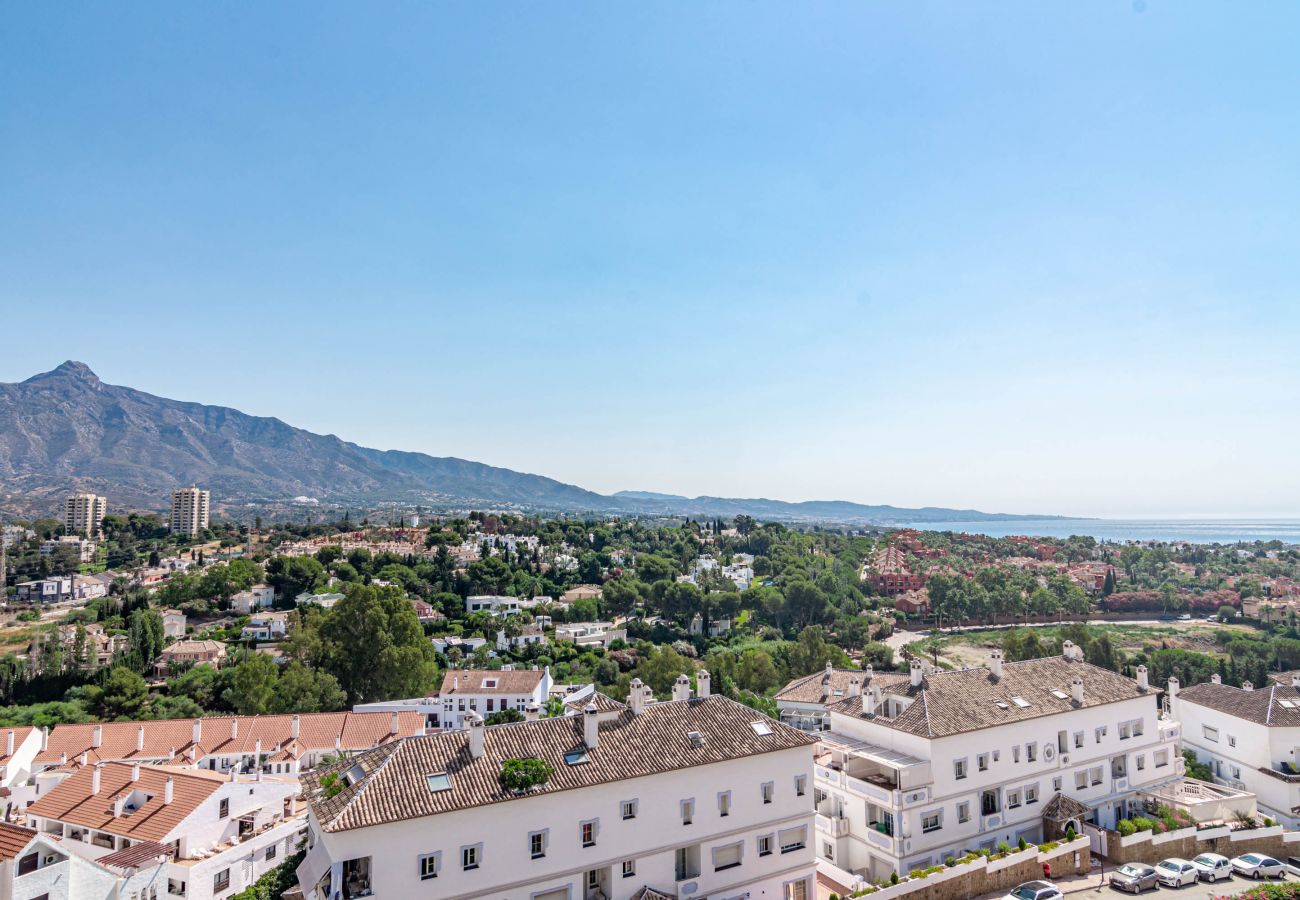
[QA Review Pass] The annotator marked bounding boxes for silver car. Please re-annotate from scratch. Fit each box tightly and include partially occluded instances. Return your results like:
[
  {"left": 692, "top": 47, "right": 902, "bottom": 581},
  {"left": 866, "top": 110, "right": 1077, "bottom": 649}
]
[
  {"left": 1191, "top": 853, "right": 1232, "bottom": 882},
  {"left": 1231, "top": 854, "right": 1286, "bottom": 880},
  {"left": 1004, "top": 882, "right": 1063, "bottom": 900},
  {"left": 1110, "top": 863, "right": 1159, "bottom": 893},
  {"left": 1156, "top": 859, "right": 1198, "bottom": 888}
]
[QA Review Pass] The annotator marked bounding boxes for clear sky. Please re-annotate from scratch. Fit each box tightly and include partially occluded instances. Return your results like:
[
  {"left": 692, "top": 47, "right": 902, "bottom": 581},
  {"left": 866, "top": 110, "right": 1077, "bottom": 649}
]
[{"left": 2, "top": 2, "right": 1297, "bottom": 519}]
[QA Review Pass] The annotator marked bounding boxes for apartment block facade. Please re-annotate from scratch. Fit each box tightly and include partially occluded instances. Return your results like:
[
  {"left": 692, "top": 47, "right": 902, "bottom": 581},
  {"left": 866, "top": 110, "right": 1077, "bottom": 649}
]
[
  {"left": 170, "top": 487, "right": 211, "bottom": 536},
  {"left": 64, "top": 493, "right": 107, "bottom": 538}
]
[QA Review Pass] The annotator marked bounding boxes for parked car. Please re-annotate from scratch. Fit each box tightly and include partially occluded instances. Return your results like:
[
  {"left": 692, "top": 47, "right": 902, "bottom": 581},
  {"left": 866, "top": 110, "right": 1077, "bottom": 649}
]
[
  {"left": 1191, "top": 853, "right": 1233, "bottom": 882},
  {"left": 1231, "top": 854, "right": 1286, "bottom": 880},
  {"left": 1004, "top": 881, "right": 1063, "bottom": 900},
  {"left": 1156, "top": 859, "right": 1198, "bottom": 888},
  {"left": 1110, "top": 863, "right": 1159, "bottom": 893}
]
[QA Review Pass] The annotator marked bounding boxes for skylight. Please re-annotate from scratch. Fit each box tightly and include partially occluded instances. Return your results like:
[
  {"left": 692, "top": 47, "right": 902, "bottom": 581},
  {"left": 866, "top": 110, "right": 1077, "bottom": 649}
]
[
  {"left": 1280, "top": 700, "right": 1296, "bottom": 709},
  {"left": 995, "top": 701, "right": 1009, "bottom": 710},
  {"left": 343, "top": 764, "right": 366, "bottom": 787},
  {"left": 750, "top": 721, "right": 773, "bottom": 736},
  {"left": 425, "top": 772, "right": 452, "bottom": 792},
  {"left": 687, "top": 731, "right": 707, "bottom": 748},
  {"left": 564, "top": 749, "right": 591, "bottom": 766},
  {"left": 1012, "top": 697, "right": 1031, "bottom": 708},
  {"left": 1050, "top": 690, "right": 1069, "bottom": 700}
]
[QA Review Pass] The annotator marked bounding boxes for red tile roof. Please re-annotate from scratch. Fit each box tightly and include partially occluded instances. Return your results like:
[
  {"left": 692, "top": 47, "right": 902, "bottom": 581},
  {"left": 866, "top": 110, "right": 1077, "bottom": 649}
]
[{"left": 0, "top": 822, "right": 35, "bottom": 862}]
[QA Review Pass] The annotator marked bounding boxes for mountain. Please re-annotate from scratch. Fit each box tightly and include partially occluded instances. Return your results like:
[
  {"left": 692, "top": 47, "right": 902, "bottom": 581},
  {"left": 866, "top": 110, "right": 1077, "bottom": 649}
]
[{"left": 0, "top": 362, "right": 1071, "bottom": 524}]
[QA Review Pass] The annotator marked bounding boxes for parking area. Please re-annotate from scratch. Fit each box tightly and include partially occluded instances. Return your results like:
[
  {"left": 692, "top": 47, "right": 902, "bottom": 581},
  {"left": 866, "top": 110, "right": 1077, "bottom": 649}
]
[{"left": 975, "top": 867, "right": 1298, "bottom": 900}]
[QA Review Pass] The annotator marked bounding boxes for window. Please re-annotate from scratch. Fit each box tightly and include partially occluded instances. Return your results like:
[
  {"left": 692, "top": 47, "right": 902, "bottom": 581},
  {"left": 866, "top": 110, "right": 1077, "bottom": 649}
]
[
  {"left": 1095, "top": 726, "right": 1107, "bottom": 743},
  {"left": 1229, "top": 735, "right": 1237, "bottom": 748},
  {"left": 1026, "top": 742, "right": 1037, "bottom": 762},
  {"left": 758, "top": 834, "right": 774, "bottom": 856},
  {"left": 461, "top": 844, "right": 481, "bottom": 871},
  {"left": 587, "top": 870, "right": 600, "bottom": 890},
  {"left": 1007, "top": 790, "right": 1021, "bottom": 809},
  {"left": 1135, "top": 754, "right": 1146, "bottom": 771},
  {"left": 1073, "top": 731, "right": 1084, "bottom": 749},
  {"left": 1203, "top": 725, "right": 1219, "bottom": 742},
  {"left": 1012, "top": 746, "right": 1020, "bottom": 763},
  {"left": 1053, "top": 776, "right": 1062, "bottom": 791},
  {"left": 266, "top": 843, "right": 277, "bottom": 861},
  {"left": 795, "top": 775, "right": 807, "bottom": 796},
  {"left": 1119, "top": 723, "right": 1131, "bottom": 740},
  {"left": 213, "top": 869, "right": 230, "bottom": 892},
  {"left": 1090, "top": 766, "right": 1103, "bottom": 786},
  {"left": 718, "top": 791, "right": 732, "bottom": 816},
  {"left": 621, "top": 799, "right": 638, "bottom": 820},
  {"left": 1075, "top": 771, "right": 1088, "bottom": 790},
  {"left": 713, "top": 841, "right": 743, "bottom": 871},
  {"left": 977, "top": 753, "right": 989, "bottom": 772},
  {"left": 426, "top": 772, "right": 452, "bottom": 792},
  {"left": 1133, "top": 719, "right": 1144, "bottom": 736},
  {"left": 419, "top": 853, "right": 440, "bottom": 880},
  {"left": 761, "top": 782, "right": 774, "bottom": 804},
  {"left": 681, "top": 798, "right": 695, "bottom": 825},
  {"left": 580, "top": 819, "right": 597, "bottom": 848},
  {"left": 218, "top": 798, "right": 229, "bottom": 819},
  {"left": 623, "top": 860, "right": 636, "bottom": 878},
  {"left": 751, "top": 721, "right": 773, "bottom": 736},
  {"left": 1026, "top": 784, "right": 1039, "bottom": 804},
  {"left": 1155, "top": 749, "right": 1170, "bottom": 768},
  {"left": 957, "top": 802, "right": 970, "bottom": 823},
  {"left": 922, "top": 811, "right": 942, "bottom": 833},
  {"left": 529, "top": 830, "right": 548, "bottom": 859},
  {"left": 954, "top": 758, "right": 968, "bottom": 780},
  {"left": 786, "top": 879, "right": 810, "bottom": 900},
  {"left": 778, "top": 826, "right": 807, "bottom": 853}
]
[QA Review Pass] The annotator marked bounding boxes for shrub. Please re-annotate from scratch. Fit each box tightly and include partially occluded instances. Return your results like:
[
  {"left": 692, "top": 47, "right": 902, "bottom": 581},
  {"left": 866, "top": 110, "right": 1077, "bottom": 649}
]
[
  {"left": 1117, "top": 819, "right": 1136, "bottom": 836},
  {"left": 1065, "top": 825, "right": 1077, "bottom": 841},
  {"left": 830, "top": 895, "right": 839, "bottom": 900},
  {"left": 318, "top": 772, "right": 343, "bottom": 798},
  {"left": 997, "top": 841, "right": 1012, "bottom": 855},
  {"left": 1040, "top": 842, "right": 1060, "bottom": 852},
  {"left": 945, "top": 856, "right": 958, "bottom": 867},
  {"left": 1130, "top": 816, "right": 1155, "bottom": 833},
  {"left": 1018, "top": 836, "right": 1028, "bottom": 850},
  {"left": 890, "top": 872, "right": 899, "bottom": 885},
  {"left": 499, "top": 757, "right": 553, "bottom": 792},
  {"left": 1265, "top": 817, "right": 1277, "bottom": 827}
]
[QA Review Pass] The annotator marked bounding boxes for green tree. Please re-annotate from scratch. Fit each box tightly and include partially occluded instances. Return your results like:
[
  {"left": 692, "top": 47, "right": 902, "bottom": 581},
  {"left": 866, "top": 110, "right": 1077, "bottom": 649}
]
[
  {"left": 222, "top": 653, "right": 280, "bottom": 715},
  {"left": 83, "top": 666, "right": 150, "bottom": 720},
  {"left": 265, "top": 555, "right": 327, "bottom": 602},
  {"left": 319, "top": 584, "right": 439, "bottom": 703}
]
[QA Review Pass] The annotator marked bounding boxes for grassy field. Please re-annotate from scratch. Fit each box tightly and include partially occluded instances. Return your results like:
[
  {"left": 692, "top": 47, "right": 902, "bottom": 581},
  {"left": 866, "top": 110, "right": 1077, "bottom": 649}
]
[{"left": 900, "top": 620, "right": 1256, "bottom": 669}]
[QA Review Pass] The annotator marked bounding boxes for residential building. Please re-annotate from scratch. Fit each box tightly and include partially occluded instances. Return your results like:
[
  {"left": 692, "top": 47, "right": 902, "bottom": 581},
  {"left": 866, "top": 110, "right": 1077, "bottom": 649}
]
[
  {"left": 555, "top": 621, "right": 627, "bottom": 648},
  {"left": 296, "top": 590, "right": 345, "bottom": 610},
  {"left": 40, "top": 535, "right": 97, "bottom": 563},
  {"left": 162, "top": 609, "right": 188, "bottom": 640},
  {"left": 496, "top": 623, "right": 549, "bottom": 652},
  {"left": 169, "top": 487, "right": 210, "bottom": 536},
  {"left": 27, "top": 762, "right": 304, "bottom": 900},
  {"left": 862, "top": 547, "right": 925, "bottom": 596},
  {"left": 64, "top": 493, "right": 108, "bottom": 537},
  {"left": 54, "top": 623, "right": 125, "bottom": 669},
  {"left": 801, "top": 644, "right": 1185, "bottom": 880},
  {"left": 296, "top": 677, "right": 817, "bottom": 900},
  {"left": 560, "top": 584, "right": 603, "bottom": 605},
  {"left": 0, "top": 727, "right": 43, "bottom": 811},
  {"left": 230, "top": 584, "right": 275, "bottom": 614},
  {"left": 431, "top": 635, "right": 489, "bottom": 657},
  {"left": 409, "top": 599, "right": 445, "bottom": 624},
  {"left": 434, "top": 668, "right": 552, "bottom": 730},
  {"left": 688, "top": 613, "right": 731, "bottom": 637},
  {"left": 15, "top": 575, "right": 110, "bottom": 604},
  {"left": 894, "top": 589, "right": 931, "bottom": 615},
  {"left": 775, "top": 664, "right": 910, "bottom": 733},
  {"left": 1174, "top": 673, "right": 1300, "bottom": 826},
  {"left": 1, "top": 821, "right": 169, "bottom": 900},
  {"left": 465, "top": 595, "right": 523, "bottom": 616},
  {"left": 241, "top": 611, "right": 289, "bottom": 642},
  {"left": 154, "top": 640, "right": 228, "bottom": 675}
]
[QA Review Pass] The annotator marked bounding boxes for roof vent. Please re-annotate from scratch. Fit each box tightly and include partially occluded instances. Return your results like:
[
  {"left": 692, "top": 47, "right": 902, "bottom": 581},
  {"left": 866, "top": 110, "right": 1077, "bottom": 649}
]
[{"left": 687, "top": 731, "right": 706, "bottom": 748}]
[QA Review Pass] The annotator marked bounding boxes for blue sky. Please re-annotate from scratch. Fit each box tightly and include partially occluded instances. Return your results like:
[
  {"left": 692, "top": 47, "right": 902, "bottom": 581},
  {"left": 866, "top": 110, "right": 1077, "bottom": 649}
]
[{"left": 2, "top": 2, "right": 1297, "bottom": 518}]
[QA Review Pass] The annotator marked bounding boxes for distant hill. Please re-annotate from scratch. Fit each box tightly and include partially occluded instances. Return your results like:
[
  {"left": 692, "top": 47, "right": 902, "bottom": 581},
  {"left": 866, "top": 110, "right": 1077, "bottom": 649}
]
[{"left": 0, "top": 362, "right": 1071, "bottom": 524}]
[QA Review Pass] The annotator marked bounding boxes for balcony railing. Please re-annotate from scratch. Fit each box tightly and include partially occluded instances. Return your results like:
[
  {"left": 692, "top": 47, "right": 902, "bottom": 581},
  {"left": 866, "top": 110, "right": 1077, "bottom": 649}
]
[{"left": 816, "top": 813, "right": 850, "bottom": 838}]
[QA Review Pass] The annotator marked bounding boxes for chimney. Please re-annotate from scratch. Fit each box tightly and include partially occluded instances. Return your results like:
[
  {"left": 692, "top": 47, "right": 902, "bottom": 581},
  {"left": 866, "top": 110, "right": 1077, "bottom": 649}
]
[
  {"left": 92, "top": 724, "right": 102, "bottom": 749},
  {"left": 1168, "top": 676, "right": 1180, "bottom": 698},
  {"left": 1242, "top": 681, "right": 1254, "bottom": 692},
  {"left": 41, "top": 726, "right": 48, "bottom": 751},
  {"left": 862, "top": 688, "right": 877, "bottom": 718},
  {"left": 628, "top": 678, "right": 647, "bottom": 715},
  {"left": 1136, "top": 665, "right": 1149, "bottom": 692},
  {"left": 825, "top": 661, "right": 834, "bottom": 680},
  {"left": 524, "top": 702, "right": 540, "bottom": 721},
  {"left": 59, "top": 752, "right": 67, "bottom": 766},
  {"left": 583, "top": 703, "right": 599, "bottom": 750},
  {"left": 672, "top": 674, "right": 692, "bottom": 702},
  {"left": 192, "top": 718, "right": 202, "bottom": 745},
  {"left": 1070, "top": 675, "right": 1084, "bottom": 705},
  {"left": 466, "top": 711, "right": 485, "bottom": 759},
  {"left": 5, "top": 731, "right": 13, "bottom": 758},
  {"left": 164, "top": 777, "right": 174, "bottom": 805},
  {"left": 291, "top": 715, "right": 300, "bottom": 740},
  {"left": 989, "top": 650, "right": 1004, "bottom": 681},
  {"left": 91, "top": 764, "right": 101, "bottom": 795},
  {"left": 80, "top": 751, "right": 88, "bottom": 767},
  {"left": 696, "top": 670, "right": 711, "bottom": 698},
  {"left": 453, "top": 674, "right": 459, "bottom": 691},
  {"left": 863, "top": 664, "right": 874, "bottom": 684},
  {"left": 848, "top": 677, "right": 861, "bottom": 698},
  {"left": 1291, "top": 673, "right": 1300, "bottom": 689},
  {"left": 1062, "top": 640, "right": 1076, "bottom": 661},
  {"left": 255, "top": 737, "right": 262, "bottom": 759},
  {"left": 231, "top": 719, "right": 238, "bottom": 740},
  {"left": 334, "top": 736, "right": 341, "bottom": 753},
  {"left": 131, "top": 763, "right": 140, "bottom": 782},
  {"left": 390, "top": 712, "right": 400, "bottom": 735},
  {"left": 1211, "top": 673, "right": 1222, "bottom": 684},
  {"left": 910, "top": 658, "right": 924, "bottom": 689},
  {"left": 136, "top": 726, "right": 145, "bottom": 753}
]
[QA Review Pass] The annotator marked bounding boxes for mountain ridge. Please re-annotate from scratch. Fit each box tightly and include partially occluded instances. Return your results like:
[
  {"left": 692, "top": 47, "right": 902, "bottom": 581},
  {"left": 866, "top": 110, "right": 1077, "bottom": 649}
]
[{"left": 0, "top": 362, "right": 1072, "bottom": 524}]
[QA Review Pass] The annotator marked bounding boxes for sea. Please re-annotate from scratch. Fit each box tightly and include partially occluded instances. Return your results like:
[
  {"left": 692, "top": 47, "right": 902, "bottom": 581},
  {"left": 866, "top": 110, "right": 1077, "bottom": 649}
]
[{"left": 899, "top": 518, "right": 1300, "bottom": 545}]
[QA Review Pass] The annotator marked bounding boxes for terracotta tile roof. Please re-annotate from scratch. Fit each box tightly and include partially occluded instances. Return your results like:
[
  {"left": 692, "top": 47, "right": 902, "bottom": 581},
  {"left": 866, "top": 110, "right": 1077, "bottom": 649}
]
[
  {"left": 439, "top": 669, "right": 545, "bottom": 695},
  {"left": 96, "top": 840, "right": 174, "bottom": 871},
  {"left": 305, "top": 694, "right": 815, "bottom": 833},
  {"left": 828, "top": 655, "right": 1149, "bottom": 738},
  {"left": 0, "top": 727, "right": 35, "bottom": 766},
  {"left": 774, "top": 667, "right": 908, "bottom": 705},
  {"left": 28, "top": 763, "right": 226, "bottom": 843},
  {"left": 37, "top": 711, "right": 423, "bottom": 769},
  {"left": 563, "top": 691, "right": 627, "bottom": 715},
  {"left": 0, "top": 822, "right": 35, "bottom": 862},
  {"left": 1179, "top": 681, "right": 1300, "bottom": 726}
]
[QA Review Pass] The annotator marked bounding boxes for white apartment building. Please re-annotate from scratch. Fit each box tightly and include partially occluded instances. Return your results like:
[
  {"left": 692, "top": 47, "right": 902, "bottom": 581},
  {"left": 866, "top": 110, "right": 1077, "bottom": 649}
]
[
  {"left": 2, "top": 821, "right": 169, "bottom": 900},
  {"left": 241, "top": 612, "right": 289, "bottom": 642},
  {"left": 431, "top": 635, "right": 489, "bottom": 657},
  {"left": 497, "top": 624, "right": 549, "bottom": 652},
  {"left": 801, "top": 644, "right": 1183, "bottom": 881},
  {"left": 1174, "top": 673, "right": 1300, "bottom": 826},
  {"left": 40, "top": 536, "right": 97, "bottom": 563},
  {"left": 27, "top": 762, "right": 304, "bottom": 900},
  {"left": 170, "top": 487, "right": 211, "bottom": 536},
  {"left": 162, "top": 609, "right": 188, "bottom": 640},
  {"left": 556, "top": 622, "right": 627, "bottom": 648},
  {"left": 297, "top": 675, "right": 818, "bottom": 900},
  {"left": 433, "top": 668, "right": 553, "bottom": 730},
  {"left": 0, "top": 728, "right": 43, "bottom": 815},
  {"left": 466, "top": 595, "right": 523, "bottom": 616},
  {"left": 64, "top": 493, "right": 108, "bottom": 537},
  {"left": 230, "top": 584, "right": 275, "bottom": 614}
]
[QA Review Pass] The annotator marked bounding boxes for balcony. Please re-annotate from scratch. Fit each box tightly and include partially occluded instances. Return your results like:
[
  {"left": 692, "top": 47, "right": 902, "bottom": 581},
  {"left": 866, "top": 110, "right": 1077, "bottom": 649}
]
[
  {"left": 817, "top": 732, "right": 931, "bottom": 807},
  {"left": 816, "top": 813, "right": 850, "bottom": 838}
]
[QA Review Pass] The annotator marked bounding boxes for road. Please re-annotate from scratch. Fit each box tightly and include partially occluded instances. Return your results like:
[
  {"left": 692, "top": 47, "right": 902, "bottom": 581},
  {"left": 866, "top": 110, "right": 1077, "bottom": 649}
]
[{"left": 972, "top": 866, "right": 1299, "bottom": 900}]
